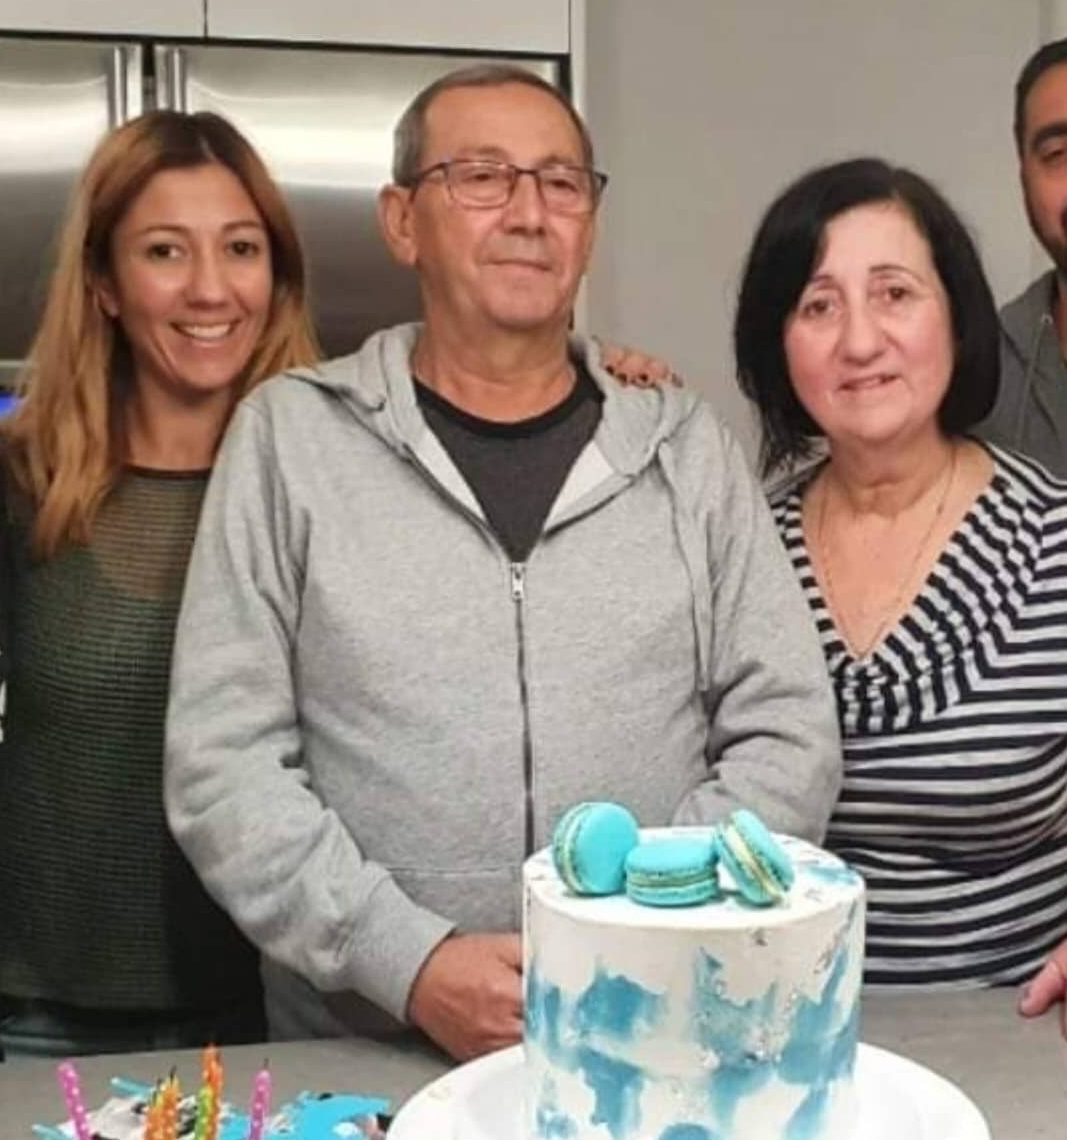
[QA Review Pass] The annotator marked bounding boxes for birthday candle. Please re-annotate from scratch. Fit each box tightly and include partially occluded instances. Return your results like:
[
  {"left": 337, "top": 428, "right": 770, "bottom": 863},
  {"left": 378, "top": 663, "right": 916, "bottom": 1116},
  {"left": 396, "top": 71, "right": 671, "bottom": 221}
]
[
  {"left": 56, "top": 1061, "right": 92, "bottom": 1140},
  {"left": 161, "top": 1075, "right": 180, "bottom": 1140},
  {"left": 206, "top": 1085, "right": 222, "bottom": 1140},
  {"left": 246, "top": 1066, "right": 271, "bottom": 1140},
  {"left": 192, "top": 1085, "right": 214, "bottom": 1140},
  {"left": 201, "top": 1044, "right": 218, "bottom": 1086},
  {"left": 198, "top": 1044, "right": 223, "bottom": 1140},
  {"left": 143, "top": 1091, "right": 164, "bottom": 1140}
]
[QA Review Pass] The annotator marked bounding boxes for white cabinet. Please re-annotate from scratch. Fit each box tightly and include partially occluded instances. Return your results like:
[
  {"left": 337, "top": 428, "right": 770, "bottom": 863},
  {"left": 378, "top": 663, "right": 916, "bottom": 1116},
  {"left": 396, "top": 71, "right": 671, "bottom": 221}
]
[
  {"left": 0, "top": 1, "right": 202, "bottom": 37},
  {"left": 206, "top": 0, "right": 570, "bottom": 53}
]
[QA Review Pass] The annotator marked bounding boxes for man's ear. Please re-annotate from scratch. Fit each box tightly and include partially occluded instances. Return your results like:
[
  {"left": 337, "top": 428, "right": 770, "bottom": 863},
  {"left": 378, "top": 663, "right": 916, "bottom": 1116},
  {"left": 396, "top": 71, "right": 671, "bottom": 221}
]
[
  {"left": 94, "top": 274, "right": 120, "bottom": 319},
  {"left": 377, "top": 184, "right": 418, "bottom": 268}
]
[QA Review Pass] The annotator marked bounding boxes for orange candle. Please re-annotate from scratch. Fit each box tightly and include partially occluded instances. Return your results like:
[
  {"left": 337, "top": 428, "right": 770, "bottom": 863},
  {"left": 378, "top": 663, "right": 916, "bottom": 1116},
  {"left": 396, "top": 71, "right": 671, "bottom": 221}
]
[
  {"left": 143, "top": 1093, "right": 164, "bottom": 1140},
  {"left": 202, "top": 1045, "right": 223, "bottom": 1097},
  {"left": 161, "top": 1076, "right": 180, "bottom": 1140}
]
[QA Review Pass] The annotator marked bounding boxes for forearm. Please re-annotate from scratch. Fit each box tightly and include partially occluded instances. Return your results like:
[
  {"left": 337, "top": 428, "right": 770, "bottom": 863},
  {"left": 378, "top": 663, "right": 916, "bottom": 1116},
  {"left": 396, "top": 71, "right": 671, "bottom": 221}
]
[{"left": 679, "top": 430, "right": 841, "bottom": 841}]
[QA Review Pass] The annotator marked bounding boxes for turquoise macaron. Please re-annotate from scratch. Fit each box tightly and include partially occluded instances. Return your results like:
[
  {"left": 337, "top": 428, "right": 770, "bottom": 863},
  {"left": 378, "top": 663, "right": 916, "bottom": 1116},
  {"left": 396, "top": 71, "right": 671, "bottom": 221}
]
[
  {"left": 624, "top": 836, "right": 720, "bottom": 907},
  {"left": 552, "top": 802, "right": 640, "bottom": 896},
  {"left": 715, "top": 809, "right": 795, "bottom": 906}
]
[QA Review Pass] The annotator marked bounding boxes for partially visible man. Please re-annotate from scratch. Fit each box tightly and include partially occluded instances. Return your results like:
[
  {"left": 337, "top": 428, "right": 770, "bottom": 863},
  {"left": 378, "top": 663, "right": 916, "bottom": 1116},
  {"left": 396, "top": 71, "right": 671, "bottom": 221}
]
[
  {"left": 983, "top": 37, "right": 1067, "bottom": 474},
  {"left": 164, "top": 65, "right": 839, "bottom": 1062}
]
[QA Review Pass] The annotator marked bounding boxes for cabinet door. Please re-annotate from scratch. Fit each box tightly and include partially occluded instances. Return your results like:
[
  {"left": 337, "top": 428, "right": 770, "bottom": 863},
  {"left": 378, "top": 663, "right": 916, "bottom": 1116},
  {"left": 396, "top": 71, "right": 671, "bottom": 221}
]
[
  {"left": 0, "top": 1, "right": 202, "bottom": 36},
  {"left": 206, "top": 0, "right": 569, "bottom": 53},
  {"left": 0, "top": 40, "right": 143, "bottom": 387}
]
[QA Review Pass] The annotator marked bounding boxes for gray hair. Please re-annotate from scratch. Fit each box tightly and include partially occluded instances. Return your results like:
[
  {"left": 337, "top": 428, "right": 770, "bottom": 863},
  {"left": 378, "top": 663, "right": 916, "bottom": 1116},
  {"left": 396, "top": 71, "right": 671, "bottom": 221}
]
[{"left": 392, "top": 63, "right": 595, "bottom": 185}]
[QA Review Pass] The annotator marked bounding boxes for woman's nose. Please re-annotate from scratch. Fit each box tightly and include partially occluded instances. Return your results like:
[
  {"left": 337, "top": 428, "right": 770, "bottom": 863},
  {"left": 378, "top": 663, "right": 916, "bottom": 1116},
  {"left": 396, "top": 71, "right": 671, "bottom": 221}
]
[
  {"left": 185, "top": 252, "right": 229, "bottom": 304},
  {"left": 839, "top": 301, "right": 885, "bottom": 360}
]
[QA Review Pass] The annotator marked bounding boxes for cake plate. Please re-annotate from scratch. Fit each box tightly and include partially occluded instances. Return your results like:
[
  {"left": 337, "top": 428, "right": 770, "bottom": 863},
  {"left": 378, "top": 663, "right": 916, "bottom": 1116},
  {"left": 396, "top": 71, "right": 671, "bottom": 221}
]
[{"left": 389, "top": 1042, "right": 990, "bottom": 1140}]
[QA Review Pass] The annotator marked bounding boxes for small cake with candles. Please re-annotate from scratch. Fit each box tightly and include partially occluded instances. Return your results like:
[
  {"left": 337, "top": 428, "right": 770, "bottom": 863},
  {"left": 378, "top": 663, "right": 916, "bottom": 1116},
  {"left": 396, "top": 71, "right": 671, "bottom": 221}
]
[
  {"left": 523, "top": 803, "right": 866, "bottom": 1140},
  {"left": 37, "top": 1047, "right": 389, "bottom": 1140}
]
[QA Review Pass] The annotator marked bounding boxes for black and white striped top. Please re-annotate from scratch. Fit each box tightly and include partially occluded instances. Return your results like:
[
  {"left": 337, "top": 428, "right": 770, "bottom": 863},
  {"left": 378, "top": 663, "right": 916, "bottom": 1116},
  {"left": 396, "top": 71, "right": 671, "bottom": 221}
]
[{"left": 772, "top": 445, "right": 1067, "bottom": 987}]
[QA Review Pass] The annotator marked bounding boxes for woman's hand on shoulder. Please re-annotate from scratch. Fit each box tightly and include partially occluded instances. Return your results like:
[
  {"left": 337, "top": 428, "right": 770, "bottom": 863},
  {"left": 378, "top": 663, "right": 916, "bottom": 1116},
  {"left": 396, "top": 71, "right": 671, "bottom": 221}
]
[
  {"left": 596, "top": 338, "right": 682, "bottom": 388},
  {"left": 1018, "top": 936, "right": 1067, "bottom": 1036}
]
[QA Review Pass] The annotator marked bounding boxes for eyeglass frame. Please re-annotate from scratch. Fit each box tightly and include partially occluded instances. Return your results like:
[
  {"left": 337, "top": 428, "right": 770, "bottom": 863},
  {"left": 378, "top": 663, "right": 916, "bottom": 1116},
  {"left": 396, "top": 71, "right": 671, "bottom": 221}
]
[{"left": 403, "top": 157, "right": 609, "bottom": 214}]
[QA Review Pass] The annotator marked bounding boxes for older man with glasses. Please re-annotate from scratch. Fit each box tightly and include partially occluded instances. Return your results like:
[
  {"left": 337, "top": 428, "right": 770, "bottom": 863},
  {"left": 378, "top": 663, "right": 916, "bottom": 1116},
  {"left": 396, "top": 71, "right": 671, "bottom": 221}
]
[{"left": 164, "top": 64, "right": 839, "bottom": 1061}]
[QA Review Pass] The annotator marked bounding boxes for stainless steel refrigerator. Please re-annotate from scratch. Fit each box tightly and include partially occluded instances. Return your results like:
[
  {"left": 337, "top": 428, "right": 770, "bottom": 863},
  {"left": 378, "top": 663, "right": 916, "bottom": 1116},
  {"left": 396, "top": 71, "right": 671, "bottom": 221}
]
[{"left": 0, "top": 37, "right": 559, "bottom": 388}]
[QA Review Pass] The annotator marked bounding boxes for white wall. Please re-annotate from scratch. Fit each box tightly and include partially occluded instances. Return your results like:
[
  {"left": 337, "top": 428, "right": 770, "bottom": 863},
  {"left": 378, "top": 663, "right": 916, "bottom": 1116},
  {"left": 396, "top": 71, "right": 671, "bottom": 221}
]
[{"left": 583, "top": 0, "right": 1043, "bottom": 459}]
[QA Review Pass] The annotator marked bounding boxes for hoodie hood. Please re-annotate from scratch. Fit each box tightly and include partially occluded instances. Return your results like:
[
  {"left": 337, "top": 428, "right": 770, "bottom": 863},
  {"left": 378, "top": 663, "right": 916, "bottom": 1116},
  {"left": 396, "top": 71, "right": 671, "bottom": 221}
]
[
  {"left": 276, "top": 321, "right": 702, "bottom": 482},
  {"left": 270, "top": 320, "right": 712, "bottom": 679},
  {"left": 1000, "top": 270, "right": 1056, "bottom": 362},
  {"left": 988, "top": 270, "right": 1067, "bottom": 466}
]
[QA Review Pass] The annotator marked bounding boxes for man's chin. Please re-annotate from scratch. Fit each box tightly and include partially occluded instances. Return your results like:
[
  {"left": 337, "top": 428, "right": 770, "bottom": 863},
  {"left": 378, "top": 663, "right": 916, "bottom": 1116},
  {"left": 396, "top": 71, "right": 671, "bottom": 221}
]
[{"left": 486, "top": 303, "right": 574, "bottom": 334}]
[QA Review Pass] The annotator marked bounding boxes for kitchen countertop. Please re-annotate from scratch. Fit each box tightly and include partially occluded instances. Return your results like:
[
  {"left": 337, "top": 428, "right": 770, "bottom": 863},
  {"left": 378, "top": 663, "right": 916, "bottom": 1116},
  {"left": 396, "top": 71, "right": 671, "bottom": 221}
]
[{"left": 1, "top": 989, "right": 1063, "bottom": 1138}]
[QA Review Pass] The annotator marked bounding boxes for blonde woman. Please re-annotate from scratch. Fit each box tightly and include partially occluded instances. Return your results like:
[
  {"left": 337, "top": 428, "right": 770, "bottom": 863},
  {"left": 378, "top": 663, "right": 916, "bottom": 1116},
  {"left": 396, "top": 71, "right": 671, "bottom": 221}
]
[{"left": 0, "top": 110, "right": 318, "bottom": 1055}]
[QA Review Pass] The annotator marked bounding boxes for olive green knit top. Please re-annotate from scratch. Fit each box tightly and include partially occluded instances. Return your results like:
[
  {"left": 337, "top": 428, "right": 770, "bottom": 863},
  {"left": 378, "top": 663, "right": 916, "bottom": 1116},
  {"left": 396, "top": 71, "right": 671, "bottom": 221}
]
[{"left": 0, "top": 468, "right": 260, "bottom": 1012}]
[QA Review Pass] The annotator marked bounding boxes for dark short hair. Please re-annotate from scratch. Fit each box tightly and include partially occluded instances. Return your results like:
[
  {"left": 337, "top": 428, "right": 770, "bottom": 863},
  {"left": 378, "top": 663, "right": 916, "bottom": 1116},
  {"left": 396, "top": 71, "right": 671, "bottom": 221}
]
[
  {"left": 392, "top": 63, "right": 594, "bottom": 185},
  {"left": 1014, "top": 37, "right": 1067, "bottom": 153},
  {"left": 734, "top": 158, "right": 999, "bottom": 476}
]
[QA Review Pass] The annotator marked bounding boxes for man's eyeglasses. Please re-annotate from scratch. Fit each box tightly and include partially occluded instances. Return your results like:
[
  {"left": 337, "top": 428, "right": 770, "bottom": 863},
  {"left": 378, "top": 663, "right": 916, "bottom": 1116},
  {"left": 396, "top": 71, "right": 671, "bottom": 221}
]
[{"left": 406, "top": 159, "right": 608, "bottom": 215}]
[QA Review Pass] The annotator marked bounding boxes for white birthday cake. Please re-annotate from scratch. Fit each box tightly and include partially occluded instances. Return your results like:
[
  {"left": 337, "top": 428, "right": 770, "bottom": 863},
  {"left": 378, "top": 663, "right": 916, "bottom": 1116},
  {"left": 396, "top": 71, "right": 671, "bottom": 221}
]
[{"left": 523, "top": 827, "right": 865, "bottom": 1140}]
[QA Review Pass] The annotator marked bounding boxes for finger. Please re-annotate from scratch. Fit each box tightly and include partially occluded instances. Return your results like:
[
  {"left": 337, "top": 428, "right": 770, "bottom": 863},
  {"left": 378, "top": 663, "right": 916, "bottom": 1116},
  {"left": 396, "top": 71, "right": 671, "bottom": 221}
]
[
  {"left": 493, "top": 932, "right": 523, "bottom": 969},
  {"left": 617, "top": 349, "right": 650, "bottom": 378},
  {"left": 598, "top": 341, "right": 625, "bottom": 371},
  {"left": 486, "top": 1014, "right": 525, "bottom": 1053},
  {"left": 1018, "top": 959, "right": 1064, "bottom": 1016}
]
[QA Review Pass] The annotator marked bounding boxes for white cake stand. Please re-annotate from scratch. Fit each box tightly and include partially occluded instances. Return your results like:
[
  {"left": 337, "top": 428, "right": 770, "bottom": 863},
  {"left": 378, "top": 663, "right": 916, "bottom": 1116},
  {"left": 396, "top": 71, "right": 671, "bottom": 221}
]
[{"left": 389, "top": 1043, "right": 990, "bottom": 1140}]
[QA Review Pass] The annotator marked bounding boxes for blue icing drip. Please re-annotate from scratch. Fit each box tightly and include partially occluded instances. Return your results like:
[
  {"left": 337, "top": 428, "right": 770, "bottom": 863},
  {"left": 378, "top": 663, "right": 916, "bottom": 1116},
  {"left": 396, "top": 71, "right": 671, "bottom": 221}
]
[
  {"left": 779, "top": 937, "right": 852, "bottom": 1085},
  {"left": 575, "top": 964, "right": 666, "bottom": 1041},
  {"left": 784, "top": 1085, "right": 830, "bottom": 1140},
  {"left": 804, "top": 862, "right": 863, "bottom": 888},
  {"left": 537, "top": 1109, "right": 579, "bottom": 1139},
  {"left": 529, "top": 958, "right": 659, "bottom": 1138},
  {"left": 527, "top": 958, "right": 564, "bottom": 1059},
  {"left": 576, "top": 1046, "right": 645, "bottom": 1139},
  {"left": 691, "top": 952, "right": 777, "bottom": 1126},
  {"left": 659, "top": 1127, "right": 718, "bottom": 1140},
  {"left": 708, "top": 1062, "right": 774, "bottom": 1127},
  {"left": 779, "top": 937, "right": 857, "bottom": 1138},
  {"left": 535, "top": 1075, "right": 579, "bottom": 1139}
]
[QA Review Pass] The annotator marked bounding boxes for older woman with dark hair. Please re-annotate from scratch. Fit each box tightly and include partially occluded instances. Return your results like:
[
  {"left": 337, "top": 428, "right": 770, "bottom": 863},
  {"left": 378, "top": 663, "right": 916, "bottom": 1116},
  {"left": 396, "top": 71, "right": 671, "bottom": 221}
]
[{"left": 735, "top": 157, "right": 1067, "bottom": 1032}]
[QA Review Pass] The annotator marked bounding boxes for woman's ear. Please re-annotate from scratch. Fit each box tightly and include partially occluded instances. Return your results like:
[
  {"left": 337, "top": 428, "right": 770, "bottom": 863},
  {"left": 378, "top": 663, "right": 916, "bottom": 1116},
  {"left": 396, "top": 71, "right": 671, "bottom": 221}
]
[{"left": 94, "top": 275, "right": 120, "bottom": 319}]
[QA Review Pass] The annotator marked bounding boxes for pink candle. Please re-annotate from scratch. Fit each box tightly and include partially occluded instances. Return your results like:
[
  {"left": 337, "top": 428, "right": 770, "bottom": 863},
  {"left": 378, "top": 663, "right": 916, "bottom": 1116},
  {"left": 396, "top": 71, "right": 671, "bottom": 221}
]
[
  {"left": 246, "top": 1065, "right": 271, "bottom": 1140},
  {"left": 56, "top": 1061, "right": 92, "bottom": 1140}
]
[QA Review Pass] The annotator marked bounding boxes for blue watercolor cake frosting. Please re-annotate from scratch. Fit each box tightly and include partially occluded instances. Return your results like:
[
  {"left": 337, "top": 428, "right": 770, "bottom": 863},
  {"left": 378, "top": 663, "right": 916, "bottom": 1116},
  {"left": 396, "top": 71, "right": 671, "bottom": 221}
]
[{"left": 523, "top": 827, "right": 865, "bottom": 1140}]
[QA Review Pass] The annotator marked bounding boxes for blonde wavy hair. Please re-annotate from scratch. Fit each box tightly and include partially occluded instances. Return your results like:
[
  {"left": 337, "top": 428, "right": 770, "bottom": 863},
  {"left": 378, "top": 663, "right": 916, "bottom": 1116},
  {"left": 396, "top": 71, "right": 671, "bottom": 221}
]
[{"left": 3, "top": 110, "right": 320, "bottom": 557}]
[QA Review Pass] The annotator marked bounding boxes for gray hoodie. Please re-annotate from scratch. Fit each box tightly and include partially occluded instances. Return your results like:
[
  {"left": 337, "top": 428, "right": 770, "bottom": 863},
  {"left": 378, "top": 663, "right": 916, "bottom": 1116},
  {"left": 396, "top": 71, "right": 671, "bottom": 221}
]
[
  {"left": 983, "top": 271, "right": 1067, "bottom": 476},
  {"left": 164, "top": 323, "right": 840, "bottom": 1040}
]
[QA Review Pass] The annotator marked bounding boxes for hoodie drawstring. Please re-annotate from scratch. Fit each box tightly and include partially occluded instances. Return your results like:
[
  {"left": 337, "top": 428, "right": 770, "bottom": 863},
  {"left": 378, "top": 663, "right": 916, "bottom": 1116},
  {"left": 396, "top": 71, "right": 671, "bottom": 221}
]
[{"left": 657, "top": 442, "right": 712, "bottom": 693}]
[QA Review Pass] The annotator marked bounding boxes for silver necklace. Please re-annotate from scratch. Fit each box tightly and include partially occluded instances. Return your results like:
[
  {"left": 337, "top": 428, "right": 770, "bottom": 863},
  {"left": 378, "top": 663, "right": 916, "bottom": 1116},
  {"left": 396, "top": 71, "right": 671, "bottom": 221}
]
[{"left": 815, "top": 445, "right": 958, "bottom": 659}]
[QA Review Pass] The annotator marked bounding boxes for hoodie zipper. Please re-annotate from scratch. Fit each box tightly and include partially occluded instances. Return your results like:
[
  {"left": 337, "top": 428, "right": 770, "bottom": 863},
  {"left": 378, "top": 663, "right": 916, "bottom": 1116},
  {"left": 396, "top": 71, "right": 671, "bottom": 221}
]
[
  {"left": 402, "top": 443, "right": 540, "bottom": 859},
  {"left": 510, "top": 561, "right": 535, "bottom": 857}
]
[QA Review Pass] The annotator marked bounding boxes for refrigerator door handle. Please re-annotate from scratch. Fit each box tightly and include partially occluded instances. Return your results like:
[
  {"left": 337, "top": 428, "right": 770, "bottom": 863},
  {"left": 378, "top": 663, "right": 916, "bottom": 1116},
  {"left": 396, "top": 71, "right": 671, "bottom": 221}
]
[
  {"left": 154, "top": 46, "right": 188, "bottom": 113},
  {"left": 107, "top": 45, "right": 144, "bottom": 127}
]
